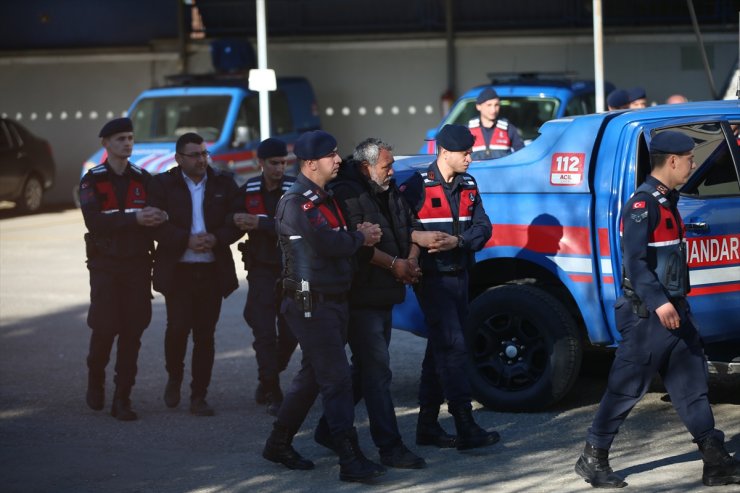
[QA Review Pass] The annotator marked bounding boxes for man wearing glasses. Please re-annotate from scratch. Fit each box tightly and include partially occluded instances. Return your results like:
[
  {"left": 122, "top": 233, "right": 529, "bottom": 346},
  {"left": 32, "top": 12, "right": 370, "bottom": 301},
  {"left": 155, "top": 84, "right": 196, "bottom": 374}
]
[
  {"left": 148, "top": 132, "right": 242, "bottom": 416},
  {"left": 233, "top": 138, "right": 298, "bottom": 416}
]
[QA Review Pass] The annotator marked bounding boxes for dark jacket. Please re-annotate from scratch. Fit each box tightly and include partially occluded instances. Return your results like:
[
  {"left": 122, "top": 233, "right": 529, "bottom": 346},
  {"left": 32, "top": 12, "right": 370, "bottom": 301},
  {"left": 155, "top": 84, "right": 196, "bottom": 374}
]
[
  {"left": 147, "top": 166, "right": 241, "bottom": 298},
  {"left": 79, "top": 161, "right": 153, "bottom": 271},
  {"left": 331, "top": 160, "right": 415, "bottom": 308}
]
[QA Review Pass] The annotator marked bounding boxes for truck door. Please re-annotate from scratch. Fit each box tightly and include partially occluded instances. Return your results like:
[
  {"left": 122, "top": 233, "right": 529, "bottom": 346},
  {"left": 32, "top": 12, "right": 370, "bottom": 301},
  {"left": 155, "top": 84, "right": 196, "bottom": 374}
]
[{"left": 645, "top": 121, "right": 740, "bottom": 344}]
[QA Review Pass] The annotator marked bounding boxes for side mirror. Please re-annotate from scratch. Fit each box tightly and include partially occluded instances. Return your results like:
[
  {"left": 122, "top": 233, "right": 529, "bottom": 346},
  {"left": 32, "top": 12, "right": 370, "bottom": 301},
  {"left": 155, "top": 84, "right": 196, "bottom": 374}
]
[{"left": 232, "top": 125, "right": 252, "bottom": 148}]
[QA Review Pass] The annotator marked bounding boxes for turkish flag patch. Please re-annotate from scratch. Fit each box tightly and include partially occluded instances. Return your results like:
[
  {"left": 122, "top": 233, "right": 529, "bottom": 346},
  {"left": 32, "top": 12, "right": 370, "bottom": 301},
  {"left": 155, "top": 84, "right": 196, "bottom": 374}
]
[
  {"left": 632, "top": 201, "right": 646, "bottom": 209},
  {"left": 302, "top": 202, "right": 314, "bottom": 211}
]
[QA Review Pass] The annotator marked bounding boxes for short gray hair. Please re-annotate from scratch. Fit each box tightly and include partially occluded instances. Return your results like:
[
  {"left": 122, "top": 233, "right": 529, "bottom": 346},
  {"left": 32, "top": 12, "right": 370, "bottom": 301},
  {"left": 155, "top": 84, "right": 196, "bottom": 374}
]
[{"left": 353, "top": 138, "right": 393, "bottom": 166}]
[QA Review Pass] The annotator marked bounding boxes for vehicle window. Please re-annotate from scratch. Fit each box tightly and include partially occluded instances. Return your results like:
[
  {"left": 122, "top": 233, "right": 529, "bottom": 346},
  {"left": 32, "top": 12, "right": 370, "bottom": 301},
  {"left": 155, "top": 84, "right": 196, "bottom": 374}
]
[
  {"left": 129, "top": 96, "right": 231, "bottom": 143},
  {"left": 445, "top": 97, "right": 559, "bottom": 142},
  {"left": 269, "top": 90, "right": 294, "bottom": 136},
  {"left": 234, "top": 95, "right": 261, "bottom": 144},
  {"left": 0, "top": 122, "right": 13, "bottom": 151},
  {"left": 564, "top": 94, "right": 595, "bottom": 116},
  {"left": 7, "top": 122, "right": 23, "bottom": 148},
  {"left": 660, "top": 123, "right": 740, "bottom": 197}
]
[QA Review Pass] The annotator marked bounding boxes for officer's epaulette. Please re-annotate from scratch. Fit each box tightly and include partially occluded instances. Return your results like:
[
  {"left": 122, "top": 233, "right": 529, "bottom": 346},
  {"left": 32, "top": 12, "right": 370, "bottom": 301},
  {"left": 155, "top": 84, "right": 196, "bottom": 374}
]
[
  {"left": 419, "top": 170, "right": 438, "bottom": 186},
  {"left": 245, "top": 176, "right": 262, "bottom": 192},
  {"left": 496, "top": 119, "right": 509, "bottom": 130},
  {"left": 90, "top": 164, "right": 108, "bottom": 175},
  {"left": 461, "top": 175, "right": 477, "bottom": 187},
  {"left": 129, "top": 163, "right": 145, "bottom": 175},
  {"left": 281, "top": 176, "right": 296, "bottom": 193},
  {"left": 468, "top": 118, "right": 481, "bottom": 129},
  {"left": 650, "top": 189, "right": 669, "bottom": 206},
  {"left": 301, "top": 188, "right": 321, "bottom": 205}
]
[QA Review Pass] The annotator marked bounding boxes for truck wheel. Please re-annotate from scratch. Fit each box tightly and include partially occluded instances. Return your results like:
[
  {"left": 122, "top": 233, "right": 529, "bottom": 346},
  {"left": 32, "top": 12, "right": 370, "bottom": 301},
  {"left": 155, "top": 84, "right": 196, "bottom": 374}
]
[
  {"left": 17, "top": 175, "right": 44, "bottom": 213},
  {"left": 465, "top": 284, "right": 582, "bottom": 411}
]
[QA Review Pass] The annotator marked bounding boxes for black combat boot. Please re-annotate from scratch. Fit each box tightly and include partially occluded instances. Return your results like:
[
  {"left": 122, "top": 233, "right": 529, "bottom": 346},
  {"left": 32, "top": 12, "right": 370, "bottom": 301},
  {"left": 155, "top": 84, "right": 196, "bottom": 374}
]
[
  {"left": 262, "top": 422, "right": 314, "bottom": 470},
  {"left": 86, "top": 371, "right": 105, "bottom": 411},
  {"left": 333, "top": 427, "right": 386, "bottom": 483},
  {"left": 448, "top": 403, "right": 500, "bottom": 450},
  {"left": 416, "top": 405, "right": 457, "bottom": 448},
  {"left": 110, "top": 386, "right": 138, "bottom": 421},
  {"left": 698, "top": 435, "right": 740, "bottom": 486},
  {"left": 574, "top": 442, "right": 627, "bottom": 488},
  {"left": 163, "top": 377, "right": 182, "bottom": 408},
  {"left": 314, "top": 415, "right": 338, "bottom": 453}
]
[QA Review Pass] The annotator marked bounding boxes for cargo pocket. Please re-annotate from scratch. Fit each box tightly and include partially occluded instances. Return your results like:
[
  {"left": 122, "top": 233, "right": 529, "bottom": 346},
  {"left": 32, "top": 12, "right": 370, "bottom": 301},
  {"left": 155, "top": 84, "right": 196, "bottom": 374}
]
[{"left": 607, "top": 352, "right": 652, "bottom": 398}]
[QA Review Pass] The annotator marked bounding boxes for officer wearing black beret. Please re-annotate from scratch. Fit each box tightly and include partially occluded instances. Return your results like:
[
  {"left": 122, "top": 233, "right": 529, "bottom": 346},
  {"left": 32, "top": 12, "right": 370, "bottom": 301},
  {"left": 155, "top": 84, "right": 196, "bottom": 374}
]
[
  {"left": 79, "top": 117, "right": 167, "bottom": 420},
  {"left": 627, "top": 86, "right": 647, "bottom": 109},
  {"left": 607, "top": 89, "right": 630, "bottom": 111},
  {"left": 467, "top": 87, "right": 524, "bottom": 160},
  {"left": 400, "top": 124, "right": 499, "bottom": 452},
  {"left": 232, "top": 138, "right": 297, "bottom": 415},
  {"left": 261, "top": 130, "right": 387, "bottom": 483},
  {"left": 575, "top": 130, "right": 740, "bottom": 488}
]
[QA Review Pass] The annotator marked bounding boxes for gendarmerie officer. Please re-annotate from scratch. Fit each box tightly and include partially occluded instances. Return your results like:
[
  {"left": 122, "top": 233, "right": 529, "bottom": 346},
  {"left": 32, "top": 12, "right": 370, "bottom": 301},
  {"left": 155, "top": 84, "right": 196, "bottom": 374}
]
[
  {"left": 233, "top": 138, "right": 297, "bottom": 416},
  {"left": 261, "top": 130, "right": 385, "bottom": 483},
  {"left": 468, "top": 87, "right": 524, "bottom": 160},
  {"left": 80, "top": 117, "right": 167, "bottom": 421},
  {"left": 148, "top": 132, "right": 242, "bottom": 417},
  {"left": 575, "top": 131, "right": 740, "bottom": 488},
  {"left": 401, "top": 124, "right": 499, "bottom": 451}
]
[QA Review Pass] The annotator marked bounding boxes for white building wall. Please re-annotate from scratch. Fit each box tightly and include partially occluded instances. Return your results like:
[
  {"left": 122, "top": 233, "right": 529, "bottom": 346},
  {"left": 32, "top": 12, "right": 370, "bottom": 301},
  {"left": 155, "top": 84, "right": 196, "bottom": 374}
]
[{"left": 0, "top": 31, "right": 735, "bottom": 204}]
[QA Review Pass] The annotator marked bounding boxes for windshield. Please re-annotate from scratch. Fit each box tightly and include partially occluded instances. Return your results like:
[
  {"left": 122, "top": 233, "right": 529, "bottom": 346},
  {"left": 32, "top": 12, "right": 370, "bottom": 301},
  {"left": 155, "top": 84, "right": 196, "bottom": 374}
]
[
  {"left": 129, "top": 95, "right": 231, "bottom": 143},
  {"left": 445, "top": 96, "right": 560, "bottom": 141}
]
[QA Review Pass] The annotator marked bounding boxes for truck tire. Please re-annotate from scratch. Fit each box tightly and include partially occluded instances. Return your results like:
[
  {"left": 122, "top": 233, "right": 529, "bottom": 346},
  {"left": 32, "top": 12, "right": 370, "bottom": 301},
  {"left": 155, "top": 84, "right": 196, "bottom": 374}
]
[{"left": 464, "top": 284, "right": 582, "bottom": 411}]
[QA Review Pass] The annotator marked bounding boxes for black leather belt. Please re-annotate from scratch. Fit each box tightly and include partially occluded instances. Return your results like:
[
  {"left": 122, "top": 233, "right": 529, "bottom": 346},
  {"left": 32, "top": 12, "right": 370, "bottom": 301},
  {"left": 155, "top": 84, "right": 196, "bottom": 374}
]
[{"left": 283, "top": 289, "right": 347, "bottom": 304}]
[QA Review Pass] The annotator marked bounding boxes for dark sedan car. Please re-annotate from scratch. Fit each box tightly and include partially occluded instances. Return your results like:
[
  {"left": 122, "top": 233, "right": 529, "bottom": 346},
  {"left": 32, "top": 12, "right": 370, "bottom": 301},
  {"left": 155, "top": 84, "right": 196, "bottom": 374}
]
[{"left": 0, "top": 118, "right": 55, "bottom": 213}]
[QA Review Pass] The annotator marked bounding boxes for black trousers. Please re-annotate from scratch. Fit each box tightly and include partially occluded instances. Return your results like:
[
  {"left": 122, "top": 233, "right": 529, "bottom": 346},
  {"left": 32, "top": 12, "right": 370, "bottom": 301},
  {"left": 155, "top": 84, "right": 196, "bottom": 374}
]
[
  {"left": 164, "top": 262, "right": 222, "bottom": 399},
  {"left": 244, "top": 266, "right": 297, "bottom": 385},
  {"left": 86, "top": 264, "right": 152, "bottom": 389}
]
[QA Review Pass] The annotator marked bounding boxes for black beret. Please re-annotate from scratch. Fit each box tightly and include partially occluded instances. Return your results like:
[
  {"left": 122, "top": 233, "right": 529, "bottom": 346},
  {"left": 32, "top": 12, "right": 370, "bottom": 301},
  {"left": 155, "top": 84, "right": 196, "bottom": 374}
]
[
  {"left": 476, "top": 87, "right": 500, "bottom": 104},
  {"left": 257, "top": 138, "right": 288, "bottom": 159},
  {"left": 98, "top": 117, "right": 133, "bottom": 138},
  {"left": 436, "top": 124, "right": 475, "bottom": 152},
  {"left": 627, "top": 86, "right": 646, "bottom": 102},
  {"left": 294, "top": 130, "right": 337, "bottom": 160},
  {"left": 650, "top": 131, "right": 694, "bottom": 154},
  {"left": 607, "top": 89, "right": 629, "bottom": 109}
]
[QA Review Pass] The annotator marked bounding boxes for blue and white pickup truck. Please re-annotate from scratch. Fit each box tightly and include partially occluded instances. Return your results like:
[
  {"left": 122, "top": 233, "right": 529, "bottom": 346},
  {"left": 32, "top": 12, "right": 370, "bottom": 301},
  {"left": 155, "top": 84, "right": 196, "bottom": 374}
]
[
  {"left": 393, "top": 99, "right": 740, "bottom": 411},
  {"left": 78, "top": 74, "right": 320, "bottom": 189}
]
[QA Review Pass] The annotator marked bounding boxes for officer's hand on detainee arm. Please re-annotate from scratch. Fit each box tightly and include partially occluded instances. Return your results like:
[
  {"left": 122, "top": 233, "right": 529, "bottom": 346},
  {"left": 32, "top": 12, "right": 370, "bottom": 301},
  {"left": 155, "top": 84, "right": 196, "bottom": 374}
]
[
  {"left": 136, "top": 206, "right": 168, "bottom": 227},
  {"left": 356, "top": 222, "right": 382, "bottom": 246},
  {"left": 233, "top": 213, "right": 259, "bottom": 231},
  {"left": 411, "top": 230, "right": 456, "bottom": 253},
  {"left": 656, "top": 302, "right": 681, "bottom": 330}
]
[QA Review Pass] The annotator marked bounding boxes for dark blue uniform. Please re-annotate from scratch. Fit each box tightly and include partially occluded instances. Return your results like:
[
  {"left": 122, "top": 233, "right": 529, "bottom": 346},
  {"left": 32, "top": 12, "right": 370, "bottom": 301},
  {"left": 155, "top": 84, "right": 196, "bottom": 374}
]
[
  {"left": 587, "top": 175, "right": 720, "bottom": 450},
  {"left": 236, "top": 175, "right": 297, "bottom": 396},
  {"left": 79, "top": 162, "right": 153, "bottom": 394},
  {"left": 401, "top": 161, "right": 492, "bottom": 407},
  {"left": 274, "top": 173, "right": 365, "bottom": 436}
]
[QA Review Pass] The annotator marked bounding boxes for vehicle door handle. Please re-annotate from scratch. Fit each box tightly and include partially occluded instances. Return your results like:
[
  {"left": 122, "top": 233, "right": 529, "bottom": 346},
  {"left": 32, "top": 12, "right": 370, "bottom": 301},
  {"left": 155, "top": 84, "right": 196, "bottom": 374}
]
[{"left": 685, "top": 222, "right": 708, "bottom": 231}]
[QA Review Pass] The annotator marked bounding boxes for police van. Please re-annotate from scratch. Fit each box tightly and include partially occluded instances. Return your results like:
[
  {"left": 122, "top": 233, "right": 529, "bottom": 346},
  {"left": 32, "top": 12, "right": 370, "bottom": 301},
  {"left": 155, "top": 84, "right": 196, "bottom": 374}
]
[
  {"left": 394, "top": 99, "right": 740, "bottom": 411},
  {"left": 77, "top": 73, "right": 320, "bottom": 197}
]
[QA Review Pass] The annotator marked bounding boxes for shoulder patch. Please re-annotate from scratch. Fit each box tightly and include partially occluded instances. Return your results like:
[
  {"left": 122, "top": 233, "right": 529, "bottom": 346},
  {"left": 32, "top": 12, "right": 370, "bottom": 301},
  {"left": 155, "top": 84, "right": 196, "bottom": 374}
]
[
  {"left": 629, "top": 210, "right": 648, "bottom": 223},
  {"left": 302, "top": 201, "right": 314, "bottom": 211},
  {"left": 632, "top": 201, "right": 646, "bottom": 209}
]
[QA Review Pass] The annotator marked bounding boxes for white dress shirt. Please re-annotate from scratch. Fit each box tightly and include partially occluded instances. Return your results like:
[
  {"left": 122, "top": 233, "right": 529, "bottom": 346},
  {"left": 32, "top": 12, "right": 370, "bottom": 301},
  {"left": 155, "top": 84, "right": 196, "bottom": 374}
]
[{"left": 180, "top": 171, "right": 216, "bottom": 263}]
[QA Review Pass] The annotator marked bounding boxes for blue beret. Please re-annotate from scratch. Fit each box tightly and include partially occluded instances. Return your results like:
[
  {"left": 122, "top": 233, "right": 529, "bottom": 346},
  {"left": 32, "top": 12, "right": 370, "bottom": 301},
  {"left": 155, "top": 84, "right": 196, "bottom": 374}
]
[
  {"left": 98, "top": 117, "right": 133, "bottom": 138},
  {"left": 476, "top": 87, "right": 500, "bottom": 104},
  {"left": 650, "top": 131, "right": 694, "bottom": 154},
  {"left": 257, "top": 138, "right": 287, "bottom": 159},
  {"left": 294, "top": 130, "right": 337, "bottom": 160},
  {"left": 436, "top": 124, "right": 475, "bottom": 152},
  {"left": 607, "top": 89, "right": 629, "bottom": 109},
  {"left": 627, "top": 86, "right": 646, "bottom": 102}
]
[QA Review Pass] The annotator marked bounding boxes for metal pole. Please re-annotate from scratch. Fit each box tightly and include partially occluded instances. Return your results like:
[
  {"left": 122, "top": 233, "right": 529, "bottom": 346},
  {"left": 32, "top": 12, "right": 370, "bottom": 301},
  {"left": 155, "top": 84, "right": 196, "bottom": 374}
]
[
  {"left": 177, "top": 0, "right": 188, "bottom": 74},
  {"left": 445, "top": 0, "right": 456, "bottom": 97},
  {"left": 592, "top": 0, "right": 605, "bottom": 113},
  {"left": 687, "top": 0, "right": 718, "bottom": 100},
  {"left": 256, "top": 0, "right": 270, "bottom": 139}
]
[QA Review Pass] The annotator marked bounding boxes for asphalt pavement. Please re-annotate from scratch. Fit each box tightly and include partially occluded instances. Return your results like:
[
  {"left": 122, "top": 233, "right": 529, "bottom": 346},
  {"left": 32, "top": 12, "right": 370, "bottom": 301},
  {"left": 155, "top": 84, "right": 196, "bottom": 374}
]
[{"left": 1, "top": 208, "right": 738, "bottom": 493}]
